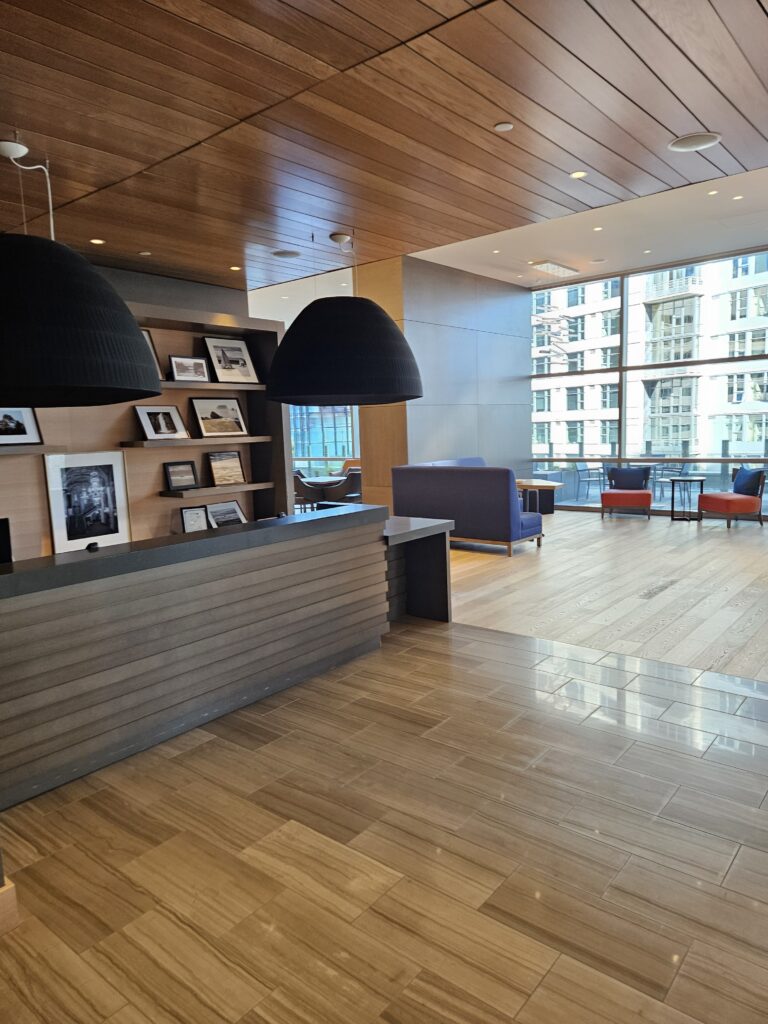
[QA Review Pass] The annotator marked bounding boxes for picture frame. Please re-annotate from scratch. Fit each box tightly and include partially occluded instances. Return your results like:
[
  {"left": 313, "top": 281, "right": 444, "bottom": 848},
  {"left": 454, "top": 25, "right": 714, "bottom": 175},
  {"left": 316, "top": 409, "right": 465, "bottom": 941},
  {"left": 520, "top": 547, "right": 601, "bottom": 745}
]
[
  {"left": 45, "top": 451, "right": 131, "bottom": 554},
  {"left": 0, "top": 407, "right": 42, "bottom": 446},
  {"left": 135, "top": 405, "right": 189, "bottom": 441},
  {"left": 169, "top": 354, "right": 210, "bottom": 384},
  {"left": 206, "top": 500, "right": 247, "bottom": 528},
  {"left": 164, "top": 460, "right": 199, "bottom": 491},
  {"left": 208, "top": 450, "right": 245, "bottom": 487},
  {"left": 204, "top": 336, "right": 259, "bottom": 384},
  {"left": 191, "top": 397, "right": 247, "bottom": 437},
  {"left": 181, "top": 506, "right": 209, "bottom": 533},
  {"left": 141, "top": 329, "right": 164, "bottom": 381}
]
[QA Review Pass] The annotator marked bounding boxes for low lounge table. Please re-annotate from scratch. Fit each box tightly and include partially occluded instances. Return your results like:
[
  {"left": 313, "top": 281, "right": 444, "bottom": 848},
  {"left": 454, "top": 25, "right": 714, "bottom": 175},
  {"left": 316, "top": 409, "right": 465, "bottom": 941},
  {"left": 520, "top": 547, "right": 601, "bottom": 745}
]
[{"left": 516, "top": 478, "right": 564, "bottom": 514}]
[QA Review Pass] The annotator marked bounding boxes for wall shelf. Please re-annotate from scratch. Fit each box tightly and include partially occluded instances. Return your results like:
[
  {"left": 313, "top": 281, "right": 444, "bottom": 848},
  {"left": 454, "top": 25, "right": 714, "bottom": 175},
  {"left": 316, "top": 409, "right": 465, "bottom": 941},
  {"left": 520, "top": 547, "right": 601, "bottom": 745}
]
[
  {"left": 160, "top": 381, "right": 265, "bottom": 391},
  {"left": 0, "top": 445, "right": 68, "bottom": 456},
  {"left": 121, "top": 435, "right": 272, "bottom": 448},
  {"left": 159, "top": 481, "right": 275, "bottom": 499}
]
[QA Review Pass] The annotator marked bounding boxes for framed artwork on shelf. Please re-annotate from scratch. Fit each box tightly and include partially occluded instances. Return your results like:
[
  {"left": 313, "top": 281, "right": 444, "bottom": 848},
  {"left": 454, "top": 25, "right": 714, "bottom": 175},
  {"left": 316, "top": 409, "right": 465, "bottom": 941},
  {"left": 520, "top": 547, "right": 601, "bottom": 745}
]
[
  {"left": 136, "top": 405, "right": 189, "bottom": 440},
  {"left": 208, "top": 450, "right": 245, "bottom": 487},
  {"left": 141, "top": 329, "right": 164, "bottom": 381},
  {"left": 206, "top": 500, "right": 247, "bottom": 528},
  {"left": 204, "top": 337, "right": 259, "bottom": 384},
  {"left": 164, "top": 460, "right": 199, "bottom": 491},
  {"left": 169, "top": 354, "right": 210, "bottom": 383},
  {"left": 45, "top": 451, "right": 131, "bottom": 554},
  {"left": 181, "top": 506, "right": 209, "bottom": 533},
  {"left": 191, "top": 397, "right": 247, "bottom": 437},
  {"left": 0, "top": 407, "right": 42, "bottom": 446}
]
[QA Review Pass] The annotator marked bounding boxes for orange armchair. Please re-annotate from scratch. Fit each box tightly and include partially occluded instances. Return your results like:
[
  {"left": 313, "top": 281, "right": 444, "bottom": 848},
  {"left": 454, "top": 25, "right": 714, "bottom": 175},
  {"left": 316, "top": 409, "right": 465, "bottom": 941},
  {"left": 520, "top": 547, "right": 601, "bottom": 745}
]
[
  {"left": 601, "top": 466, "right": 652, "bottom": 519},
  {"left": 698, "top": 468, "right": 764, "bottom": 528}
]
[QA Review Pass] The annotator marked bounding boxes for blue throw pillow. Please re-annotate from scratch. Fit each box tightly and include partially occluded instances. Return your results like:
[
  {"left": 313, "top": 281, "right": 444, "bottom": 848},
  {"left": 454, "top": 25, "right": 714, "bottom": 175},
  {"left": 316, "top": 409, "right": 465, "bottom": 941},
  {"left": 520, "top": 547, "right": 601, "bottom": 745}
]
[
  {"left": 733, "top": 467, "right": 763, "bottom": 496},
  {"left": 609, "top": 467, "right": 649, "bottom": 490}
]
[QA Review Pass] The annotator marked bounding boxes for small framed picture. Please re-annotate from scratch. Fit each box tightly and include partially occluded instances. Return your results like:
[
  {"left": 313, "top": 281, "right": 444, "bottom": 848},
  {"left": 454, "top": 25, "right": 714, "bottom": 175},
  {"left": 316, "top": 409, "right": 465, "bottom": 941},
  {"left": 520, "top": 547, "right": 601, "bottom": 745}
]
[
  {"left": 0, "top": 407, "right": 42, "bottom": 446},
  {"left": 164, "top": 460, "right": 199, "bottom": 491},
  {"left": 135, "top": 405, "right": 189, "bottom": 440},
  {"left": 45, "top": 451, "right": 131, "bottom": 554},
  {"left": 208, "top": 450, "right": 245, "bottom": 487},
  {"left": 204, "top": 337, "right": 259, "bottom": 384},
  {"left": 206, "top": 500, "right": 247, "bottom": 528},
  {"left": 141, "top": 329, "right": 164, "bottom": 381},
  {"left": 169, "top": 354, "right": 210, "bottom": 383},
  {"left": 191, "top": 397, "right": 247, "bottom": 437},
  {"left": 181, "top": 506, "right": 209, "bottom": 533}
]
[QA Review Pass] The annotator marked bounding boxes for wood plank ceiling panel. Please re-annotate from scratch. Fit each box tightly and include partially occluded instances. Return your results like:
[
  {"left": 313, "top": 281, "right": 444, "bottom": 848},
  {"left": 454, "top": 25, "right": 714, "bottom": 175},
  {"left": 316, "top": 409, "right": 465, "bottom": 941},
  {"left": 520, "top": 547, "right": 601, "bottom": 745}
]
[{"left": 2, "top": 0, "right": 768, "bottom": 288}]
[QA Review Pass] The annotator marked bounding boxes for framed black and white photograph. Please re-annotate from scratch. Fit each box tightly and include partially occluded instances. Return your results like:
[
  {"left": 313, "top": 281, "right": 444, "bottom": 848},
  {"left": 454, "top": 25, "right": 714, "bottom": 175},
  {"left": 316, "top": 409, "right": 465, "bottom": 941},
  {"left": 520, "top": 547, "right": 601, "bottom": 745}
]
[
  {"left": 142, "top": 329, "right": 164, "bottom": 381},
  {"left": 136, "top": 404, "right": 189, "bottom": 440},
  {"left": 203, "top": 337, "right": 259, "bottom": 384},
  {"left": 0, "top": 407, "right": 42, "bottom": 446},
  {"left": 181, "top": 506, "right": 209, "bottom": 533},
  {"left": 45, "top": 452, "right": 131, "bottom": 554},
  {"left": 206, "top": 500, "right": 247, "bottom": 528},
  {"left": 169, "top": 354, "right": 210, "bottom": 383},
  {"left": 208, "top": 450, "right": 245, "bottom": 487},
  {"left": 164, "top": 460, "right": 199, "bottom": 491},
  {"left": 191, "top": 397, "right": 247, "bottom": 437}
]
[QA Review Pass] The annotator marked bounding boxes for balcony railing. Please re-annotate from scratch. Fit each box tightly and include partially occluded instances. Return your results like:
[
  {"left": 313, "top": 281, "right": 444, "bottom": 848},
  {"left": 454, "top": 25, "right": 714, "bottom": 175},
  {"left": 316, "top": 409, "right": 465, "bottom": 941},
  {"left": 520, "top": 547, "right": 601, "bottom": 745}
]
[{"left": 645, "top": 274, "right": 704, "bottom": 300}]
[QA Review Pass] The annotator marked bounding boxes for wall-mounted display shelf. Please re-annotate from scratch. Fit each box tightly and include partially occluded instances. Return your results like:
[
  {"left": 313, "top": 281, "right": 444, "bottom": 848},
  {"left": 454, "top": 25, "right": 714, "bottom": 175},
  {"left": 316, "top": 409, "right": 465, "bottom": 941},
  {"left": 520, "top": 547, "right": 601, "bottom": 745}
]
[
  {"left": 160, "top": 381, "right": 266, "bottom": 391},
  {"left": 0, "top": 445, "right": 68, "bottom": 456},
  {"left": 121, "top": 435, "right": 272, "bottom": 449},
  {"left": 159, "top": 481, "right": 275, "bottom": 499}
]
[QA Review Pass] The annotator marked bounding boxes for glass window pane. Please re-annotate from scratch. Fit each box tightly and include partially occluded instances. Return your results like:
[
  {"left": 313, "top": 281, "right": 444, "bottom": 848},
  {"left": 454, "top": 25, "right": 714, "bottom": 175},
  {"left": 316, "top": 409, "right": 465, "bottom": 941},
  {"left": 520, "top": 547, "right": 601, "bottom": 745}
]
[
  {"left": 531, "top": 278, "right": 622, "bottom": 375},
  {"left": 532, "top": 371, "right": 619, "bottom": 458}
]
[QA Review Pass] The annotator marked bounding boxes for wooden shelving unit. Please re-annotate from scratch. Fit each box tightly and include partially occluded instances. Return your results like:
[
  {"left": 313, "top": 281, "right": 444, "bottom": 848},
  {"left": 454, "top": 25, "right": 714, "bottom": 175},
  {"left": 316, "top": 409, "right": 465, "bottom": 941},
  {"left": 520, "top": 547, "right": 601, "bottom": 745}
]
[
  {"left": 0, "top": 445, "right": 67, "bottom": 456},
  {"left": 160, "top": 381, "right": 265, "bottom": 391},
  {"left": 159, "top": 481, "right": 275, "bottom": 499},
  {"left": 121, "top": 435, "right": 272, "bottom": 449}
]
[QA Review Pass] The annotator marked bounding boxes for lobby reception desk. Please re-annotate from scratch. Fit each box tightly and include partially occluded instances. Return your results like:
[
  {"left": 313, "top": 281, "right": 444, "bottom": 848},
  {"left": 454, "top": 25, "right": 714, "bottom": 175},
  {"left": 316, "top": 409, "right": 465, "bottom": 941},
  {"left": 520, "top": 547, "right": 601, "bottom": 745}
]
[{"left": 0, "top": 505, "right": 389, "bottom": 810}]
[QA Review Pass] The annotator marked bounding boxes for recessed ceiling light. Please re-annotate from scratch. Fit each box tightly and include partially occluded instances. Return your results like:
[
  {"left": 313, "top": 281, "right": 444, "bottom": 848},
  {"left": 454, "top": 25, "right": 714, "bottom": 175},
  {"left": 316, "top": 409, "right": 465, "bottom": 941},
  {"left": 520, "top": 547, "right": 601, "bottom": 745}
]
[
  {"left": 281, "top": 295, "right": 289, "bottom": 299},
  {"left": 569, "top": 170, "right": 588, "bottom": 179},
  {"left": 272, "top": 249, "right": 301, "bottom": 258},
  {"left": 517, "top": 274, "right": 524, "bottom": 278},
  {"left": 89, "top": 238, "right": 105, "bottom": 245},
  {"left": 590, "top": 258, "right": 606, "bottom": 264},
  {"left": 527, "top": 260, "right": 535, "bottom": 265},
  {"left": 593, "top": 226, "right": 603, "bottom": 232},
  {"left": 707, "top": 190, "right": 719, "bottom": 196},
  {"left": 340, "top": 282, "right": 348, "bottom": 286},
  {"left": 668, "top": 131, "right": 722, "bottom": 152},
  {"left": 643, "top": 249, "right": 652, "bottom": 254},
  {"left": 732, "top": 194, "right": 744, "bottom": 200},
  {"left": 229, "top": 265, "right": 241, "bottom": 271},
  {"left": 493, "top": 121, "right": 514, "bottom": 132},
  {"left": 138, "top": 250, "right": 152, "bottom": 256},
  {"left": 492, "top": 249, "right": 501, "bottom": 254}
]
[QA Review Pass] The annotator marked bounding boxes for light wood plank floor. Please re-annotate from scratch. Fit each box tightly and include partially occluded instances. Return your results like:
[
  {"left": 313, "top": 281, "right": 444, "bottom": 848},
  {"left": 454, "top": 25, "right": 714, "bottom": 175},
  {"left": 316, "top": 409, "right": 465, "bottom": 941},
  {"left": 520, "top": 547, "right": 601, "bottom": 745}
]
[
  {"left": 451, "top": 510, "right": 768, "bottom": 681},
  {"left": 2, "top": 619, "right": 768, "bottom": 1023}
]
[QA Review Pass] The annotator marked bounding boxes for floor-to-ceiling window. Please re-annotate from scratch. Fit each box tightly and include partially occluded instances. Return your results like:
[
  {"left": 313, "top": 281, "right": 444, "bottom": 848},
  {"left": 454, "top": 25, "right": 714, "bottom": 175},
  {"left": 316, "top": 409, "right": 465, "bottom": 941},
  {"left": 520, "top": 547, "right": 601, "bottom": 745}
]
[
  {"left": 289, "top": 405, "right": 359, "bottom": 476},
  {"left": 531, "top": 249, "right": 768, "bottom": 508}
]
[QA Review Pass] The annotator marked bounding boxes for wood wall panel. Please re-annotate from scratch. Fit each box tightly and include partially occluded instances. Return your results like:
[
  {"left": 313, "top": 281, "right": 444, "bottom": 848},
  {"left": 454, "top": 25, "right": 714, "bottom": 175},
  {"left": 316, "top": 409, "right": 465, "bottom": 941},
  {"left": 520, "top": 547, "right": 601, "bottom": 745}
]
[
  {"left": 2, "top": 0, "right": 768, "bottom": 287},
  {"left": 0, "top": 520, "right": 389, "bottom": 808}
]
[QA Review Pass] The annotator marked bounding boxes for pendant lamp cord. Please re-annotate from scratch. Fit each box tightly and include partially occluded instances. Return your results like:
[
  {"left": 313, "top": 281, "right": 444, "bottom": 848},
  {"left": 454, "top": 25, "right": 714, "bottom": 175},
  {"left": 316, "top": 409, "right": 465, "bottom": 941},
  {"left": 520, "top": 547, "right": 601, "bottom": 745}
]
[
  {"left": 10, "top": 156, "right": 55, "bottom": 240},
  {"left": 16, "top": 159, "right": 27, "bottom": 235}
]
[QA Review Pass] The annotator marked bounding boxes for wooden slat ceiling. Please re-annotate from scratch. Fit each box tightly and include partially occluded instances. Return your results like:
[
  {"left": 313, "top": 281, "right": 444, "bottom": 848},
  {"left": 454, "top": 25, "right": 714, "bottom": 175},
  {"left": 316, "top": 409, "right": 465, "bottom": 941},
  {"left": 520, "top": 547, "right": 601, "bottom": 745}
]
[{"left": 2, "top": 0, "right": 768, "bottom": 289}]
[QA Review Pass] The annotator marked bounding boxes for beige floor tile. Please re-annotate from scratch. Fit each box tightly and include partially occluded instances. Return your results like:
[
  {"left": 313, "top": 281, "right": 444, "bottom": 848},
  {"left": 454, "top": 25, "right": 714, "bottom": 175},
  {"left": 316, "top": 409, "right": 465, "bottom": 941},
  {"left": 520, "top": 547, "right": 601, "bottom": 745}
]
[
  {"left": 457, "top": 640, "right": 548, "bottom": 669},
  {"left": 535, "top": 657, "right": 638, "bottom": 688},
  {"left": 660, "top": 787, "right": 768, "bottom": 852},
  {"left": 123, "top": 831, "right": 282, "bottom": 936},
  {"left": 343, "top": 695, "right": 447, "bottom": 735},
  {"left": 200, "top": 714, "right": 288, "bottom": 751},
  {"left": 372, "top": 970, "right": 515, "bottom": 1023},
  {"left": 696, "top": 671, "right": 768, "bottom": 700},
  {"left": 616, "top": 742, "right": 768, "bottom": 807},
  {"left": 516, "top": 954, "right": 700, "bottom": 1023},
  {"left": 722, "top": 845, "right": 768, "bottom": 901},
  {"left": 661, "top": 703, "right": 768, "bottom": 747},
  {"left": 582, "top": 707, "right": 716, "bottom": 755},
  {"left": 503, "top": 712, "right": 633, "bottom": 763},
  {"left": 0, "top": 803, "right": 72, "bottom": 874},
  {"left": 240, "top": 820, "right": 401, "bottom": 921},
  {"left": 626, "top": 675, "right": 744, "bottom": 713},
  {"left": 342, "top": 722, "right": 464, "bottom": 777},
  {"left": 485, "top": 685, "right": 600, "bottom": 723},
  {"left": 562, "top": 797, "right": 738, "bottom": 882},
  {"left": 349, "top": 810, "right": 518, "bottom": 907},
  {"left": 423, "top": 718, "right": 548, "bottom": 769},
  {"left": 529, "top": 749, "right": 677, "bottom": 813},
  {"left": 737, "top": 696, "right": 768, "bottom": 721},
  {"left": 349, "top": 762, "right": 482, "bottom": 831},
  {"left": 467, "top": 660, "right": 571, "bottom": 692},
  {"left": 554, "top": 679, "right": 672, "bottom": 718},
  {"left": 356, "top": 878, "right": 557, "bottom": 1017},
  {"left": 598, "top": 653, "right": 701, "bottom": 684},
  {"left": 440, "top": 756, "right": 576, "bottom": 821},
  {"left": 481, "top": 869, "right": 687, "bottom": 999},
  {"left": 259, "top": 698, "right": 368, "bottom": 742},
  {"left": 666, "top": 941, "right": 768, "bottom": 1024},
  {"left": 175, "top": 739, "right": 292, "bottom": 795},
  {"left": 255, "top": 730, "right": 378, "bottom": 782},
  {"left": 95, "top": 749, "right": 198, "bottom": 806},
  {"left": 704, "top": 735, "right": 768, "bottom": 775}
]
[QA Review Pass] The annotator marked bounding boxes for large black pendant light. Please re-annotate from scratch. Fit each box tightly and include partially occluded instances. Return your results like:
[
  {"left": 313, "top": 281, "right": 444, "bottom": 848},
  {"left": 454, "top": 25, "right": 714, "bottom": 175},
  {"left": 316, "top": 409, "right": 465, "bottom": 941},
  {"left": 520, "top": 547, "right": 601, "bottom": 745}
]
[
  {"left": 266, "top": 295, "right": 422, "bottom": 405},
  {"left": 0, "top": 234, "right": 162, "bottom": 406}
]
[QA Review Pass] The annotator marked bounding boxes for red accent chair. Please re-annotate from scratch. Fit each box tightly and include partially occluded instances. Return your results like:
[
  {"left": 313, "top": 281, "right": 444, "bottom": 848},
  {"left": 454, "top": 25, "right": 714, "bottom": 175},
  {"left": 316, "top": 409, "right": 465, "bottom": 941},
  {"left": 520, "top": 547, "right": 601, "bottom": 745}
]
[
  {"left": 601, "top": 466, "right": 652, "bottom": 520},
  {"left": 698, "top": 468, "right": 765, "bottom": 528}
]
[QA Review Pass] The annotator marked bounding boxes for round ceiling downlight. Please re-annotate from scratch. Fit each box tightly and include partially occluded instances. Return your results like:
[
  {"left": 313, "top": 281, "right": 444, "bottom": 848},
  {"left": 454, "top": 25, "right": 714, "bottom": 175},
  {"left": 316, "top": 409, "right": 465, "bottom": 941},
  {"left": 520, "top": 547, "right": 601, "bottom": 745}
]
[
  {"left": 493, "top": 122, "right": 514, "bottom": 132},
  {"left": 667, "top": 132, "right": 721, "bottom": 152}
]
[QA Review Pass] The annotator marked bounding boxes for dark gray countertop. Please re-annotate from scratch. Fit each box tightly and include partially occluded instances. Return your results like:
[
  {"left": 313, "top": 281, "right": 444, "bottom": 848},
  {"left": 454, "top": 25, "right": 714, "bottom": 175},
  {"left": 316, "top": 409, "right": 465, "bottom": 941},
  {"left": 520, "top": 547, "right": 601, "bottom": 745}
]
[
  {"left": 0, "top": 504, "right": 389, "bottom": 600},
  {"left": 384, "top": 516, "right": 454, "bottom": 546}
]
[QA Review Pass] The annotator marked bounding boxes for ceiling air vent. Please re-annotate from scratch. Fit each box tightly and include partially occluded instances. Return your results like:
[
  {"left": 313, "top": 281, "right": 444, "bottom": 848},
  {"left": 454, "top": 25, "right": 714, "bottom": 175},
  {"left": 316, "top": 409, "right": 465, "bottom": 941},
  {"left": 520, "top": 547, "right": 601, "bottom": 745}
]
[{"left": 528, "top": 260, "right": 580, "bottom": 278}]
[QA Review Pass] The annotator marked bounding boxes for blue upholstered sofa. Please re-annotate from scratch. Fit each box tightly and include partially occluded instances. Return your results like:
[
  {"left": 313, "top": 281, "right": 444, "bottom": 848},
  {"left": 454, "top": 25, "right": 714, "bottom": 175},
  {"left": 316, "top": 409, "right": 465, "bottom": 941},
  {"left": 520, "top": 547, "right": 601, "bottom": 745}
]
[{"left": 391, "top": 459, "right": 543, "bottom": 556}]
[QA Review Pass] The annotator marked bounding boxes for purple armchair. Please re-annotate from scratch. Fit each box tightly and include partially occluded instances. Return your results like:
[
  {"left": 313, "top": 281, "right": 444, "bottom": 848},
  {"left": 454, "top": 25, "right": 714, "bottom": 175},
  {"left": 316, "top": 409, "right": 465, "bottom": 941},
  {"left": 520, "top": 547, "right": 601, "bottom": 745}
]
[{"left": 392, "top": 461, "right": 543, "bottom": 556}]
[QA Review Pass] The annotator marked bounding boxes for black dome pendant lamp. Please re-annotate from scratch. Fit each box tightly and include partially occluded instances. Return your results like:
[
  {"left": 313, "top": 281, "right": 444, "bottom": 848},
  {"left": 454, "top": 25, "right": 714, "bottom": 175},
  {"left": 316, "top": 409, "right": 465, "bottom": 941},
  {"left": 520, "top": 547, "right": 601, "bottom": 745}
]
[
  {"left": 0, "top": 140, "right": 161, "bottom": 406},
  {"left": 266, "top": 295, "right": 423, "bottom": 406}
]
